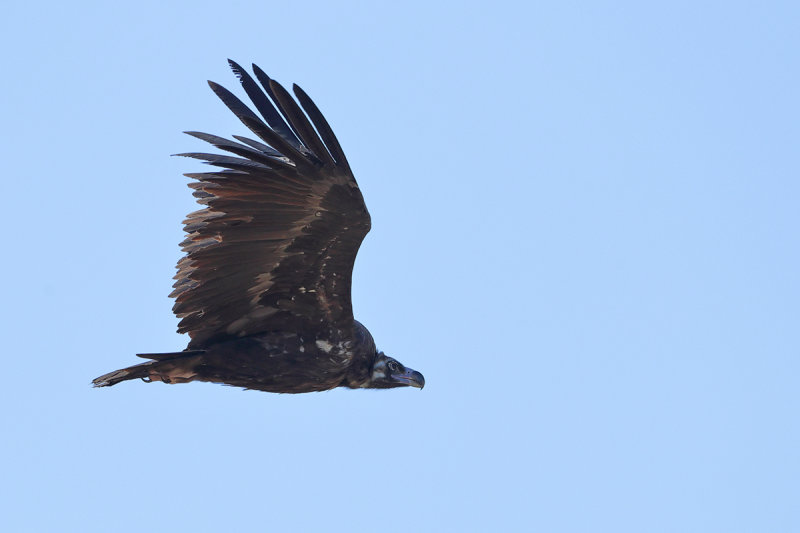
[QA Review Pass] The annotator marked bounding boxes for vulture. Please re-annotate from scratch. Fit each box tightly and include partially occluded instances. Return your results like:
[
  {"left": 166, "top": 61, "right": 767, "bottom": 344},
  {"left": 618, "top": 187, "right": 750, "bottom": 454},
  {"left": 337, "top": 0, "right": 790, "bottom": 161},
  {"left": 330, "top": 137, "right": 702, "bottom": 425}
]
[{"left": 92, "top": 60, "right": 424, "bottom": 393}]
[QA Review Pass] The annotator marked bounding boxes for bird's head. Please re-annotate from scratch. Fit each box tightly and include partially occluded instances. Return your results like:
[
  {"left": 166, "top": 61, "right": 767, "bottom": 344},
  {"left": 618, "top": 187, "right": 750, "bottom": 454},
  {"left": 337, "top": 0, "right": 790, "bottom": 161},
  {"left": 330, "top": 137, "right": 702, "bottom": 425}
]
[{"left": 367, "top": 351, "right": 425, "bottom": 389}]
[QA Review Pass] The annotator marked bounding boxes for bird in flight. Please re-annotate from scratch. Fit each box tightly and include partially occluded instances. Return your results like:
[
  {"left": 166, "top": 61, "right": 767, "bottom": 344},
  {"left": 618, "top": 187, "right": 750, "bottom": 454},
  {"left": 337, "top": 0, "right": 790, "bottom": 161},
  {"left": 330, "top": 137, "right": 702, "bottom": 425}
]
[{"left": 93, "top": 60, "right": 424, "bottom": 393}]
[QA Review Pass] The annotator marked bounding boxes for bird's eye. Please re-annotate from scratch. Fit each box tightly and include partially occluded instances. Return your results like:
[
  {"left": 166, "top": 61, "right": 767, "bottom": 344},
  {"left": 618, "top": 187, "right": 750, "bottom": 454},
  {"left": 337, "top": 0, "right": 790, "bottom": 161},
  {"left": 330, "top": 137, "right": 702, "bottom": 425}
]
[{"left": 387, "top": 360, "right": 400, "bottom": 373}]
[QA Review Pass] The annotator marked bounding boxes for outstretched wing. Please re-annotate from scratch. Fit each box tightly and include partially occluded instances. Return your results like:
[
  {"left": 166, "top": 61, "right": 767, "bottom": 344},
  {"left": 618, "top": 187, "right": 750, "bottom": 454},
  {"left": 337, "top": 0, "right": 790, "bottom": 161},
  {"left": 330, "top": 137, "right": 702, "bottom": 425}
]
[{"left": 171, "top": 61, "right": 371, "bottom": 349}]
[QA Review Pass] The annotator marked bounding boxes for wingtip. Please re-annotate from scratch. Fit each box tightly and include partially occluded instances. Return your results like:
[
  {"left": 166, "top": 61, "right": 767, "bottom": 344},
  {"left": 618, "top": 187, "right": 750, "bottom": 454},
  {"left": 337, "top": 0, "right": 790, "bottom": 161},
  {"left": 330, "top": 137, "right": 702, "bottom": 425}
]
[
  {"left": 183, "top": 131, "right": 211, "bottom": 141},
  {"left": 292, "top": 83, "right": 307, "bottom": 99},
  {"left": 228, "top": 59, "right": 245, "bottom": 77},
  {"left": 251, "top": 63, "right": 270, "bottom": 82}
]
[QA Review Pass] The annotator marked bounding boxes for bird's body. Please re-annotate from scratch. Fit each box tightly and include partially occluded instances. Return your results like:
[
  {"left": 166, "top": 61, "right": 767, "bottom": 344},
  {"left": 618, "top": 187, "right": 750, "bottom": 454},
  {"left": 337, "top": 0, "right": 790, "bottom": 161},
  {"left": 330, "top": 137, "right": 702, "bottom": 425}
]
[
  {"left": 99, "top": 322, "right": 378, "bottom": 393},
  {"left": 93, "top": 61, "right": 424, "bottom": 393}
]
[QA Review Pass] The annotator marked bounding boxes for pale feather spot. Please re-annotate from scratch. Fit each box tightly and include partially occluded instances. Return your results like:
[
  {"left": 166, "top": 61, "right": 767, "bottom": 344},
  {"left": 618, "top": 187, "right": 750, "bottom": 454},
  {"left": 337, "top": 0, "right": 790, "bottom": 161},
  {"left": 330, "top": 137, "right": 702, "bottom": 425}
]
[{"left": 315, "top": 340, "right": 334, "bottom": 352}]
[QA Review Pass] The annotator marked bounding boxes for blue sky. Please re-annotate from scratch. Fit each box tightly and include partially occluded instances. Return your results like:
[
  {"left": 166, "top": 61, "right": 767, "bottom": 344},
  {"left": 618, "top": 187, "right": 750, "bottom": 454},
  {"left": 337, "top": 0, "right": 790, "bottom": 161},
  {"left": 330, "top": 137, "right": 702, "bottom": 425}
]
[{"left": 2, "top": 1, "right": 798, "bottom": 531}]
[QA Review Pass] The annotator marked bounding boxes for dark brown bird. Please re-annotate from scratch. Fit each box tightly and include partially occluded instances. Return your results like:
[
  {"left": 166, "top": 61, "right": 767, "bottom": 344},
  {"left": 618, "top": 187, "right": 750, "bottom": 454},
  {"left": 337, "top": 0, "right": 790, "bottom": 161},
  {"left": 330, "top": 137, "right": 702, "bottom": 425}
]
[{"left": 92, "top": 60, "right": 424, "bottom": 393}]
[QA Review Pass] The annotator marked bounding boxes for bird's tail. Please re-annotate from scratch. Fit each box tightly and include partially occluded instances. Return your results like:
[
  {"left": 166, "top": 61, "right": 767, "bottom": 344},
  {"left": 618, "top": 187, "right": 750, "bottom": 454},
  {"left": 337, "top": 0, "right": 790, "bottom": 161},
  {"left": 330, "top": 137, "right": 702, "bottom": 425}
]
[
  {"left": 92, "top": 361, "right": 155, "bottom": 387},
  {"left": 92, "top": 350, "right": 206, "bottom": 388}
]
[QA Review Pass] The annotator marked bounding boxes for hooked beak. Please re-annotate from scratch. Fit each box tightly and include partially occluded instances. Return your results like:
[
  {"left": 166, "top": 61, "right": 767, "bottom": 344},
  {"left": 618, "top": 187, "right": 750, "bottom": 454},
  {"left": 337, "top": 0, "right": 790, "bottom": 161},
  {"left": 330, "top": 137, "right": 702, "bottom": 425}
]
[{"left": 391, "top": 367, "right": 425, "bottom": 389}]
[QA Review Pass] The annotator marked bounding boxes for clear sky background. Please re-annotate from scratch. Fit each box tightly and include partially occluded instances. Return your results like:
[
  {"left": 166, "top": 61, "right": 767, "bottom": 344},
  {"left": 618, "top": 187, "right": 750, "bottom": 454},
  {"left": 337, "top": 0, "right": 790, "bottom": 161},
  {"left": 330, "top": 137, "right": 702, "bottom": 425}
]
[{"left": 2, "top": 1, "right": 798, "bottom": 531}]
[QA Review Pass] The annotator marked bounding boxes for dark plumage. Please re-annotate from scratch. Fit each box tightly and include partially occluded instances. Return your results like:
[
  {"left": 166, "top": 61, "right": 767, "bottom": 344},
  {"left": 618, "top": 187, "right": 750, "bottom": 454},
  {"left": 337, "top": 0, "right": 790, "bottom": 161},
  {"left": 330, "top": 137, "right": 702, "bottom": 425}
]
[{"left": 93, "top": 61, "right": 424, "bottom": 393}]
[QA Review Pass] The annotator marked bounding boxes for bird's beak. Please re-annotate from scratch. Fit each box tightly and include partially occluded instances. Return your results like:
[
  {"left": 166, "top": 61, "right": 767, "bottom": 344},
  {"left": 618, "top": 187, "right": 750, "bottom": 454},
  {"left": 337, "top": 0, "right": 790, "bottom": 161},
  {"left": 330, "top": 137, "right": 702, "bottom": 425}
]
[{"left": 391, "top": 367, "right": 425, "bottom": 389}]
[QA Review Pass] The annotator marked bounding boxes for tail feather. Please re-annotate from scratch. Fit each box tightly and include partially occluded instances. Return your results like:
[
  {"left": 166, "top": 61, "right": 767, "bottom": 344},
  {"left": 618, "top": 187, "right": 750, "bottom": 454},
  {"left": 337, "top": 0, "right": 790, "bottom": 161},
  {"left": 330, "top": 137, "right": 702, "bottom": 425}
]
[
  {"left": 92, "top": 361, "right": 154, "bottom": 387},
  {"left": 92, "top": 350, "right": 207, "bottom": 388}
]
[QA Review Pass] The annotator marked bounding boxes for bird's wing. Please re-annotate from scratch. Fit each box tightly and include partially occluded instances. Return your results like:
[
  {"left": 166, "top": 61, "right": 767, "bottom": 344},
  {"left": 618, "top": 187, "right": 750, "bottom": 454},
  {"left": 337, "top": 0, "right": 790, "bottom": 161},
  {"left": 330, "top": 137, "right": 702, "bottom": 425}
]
[{"left": 171, "top": 61, "right": 371, "bottom": 349}]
